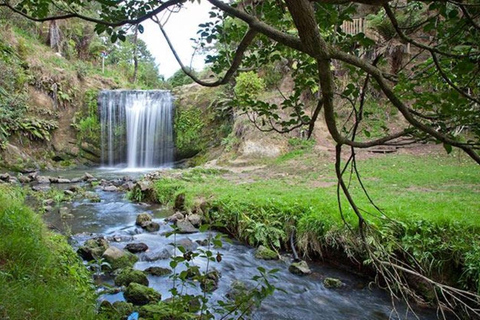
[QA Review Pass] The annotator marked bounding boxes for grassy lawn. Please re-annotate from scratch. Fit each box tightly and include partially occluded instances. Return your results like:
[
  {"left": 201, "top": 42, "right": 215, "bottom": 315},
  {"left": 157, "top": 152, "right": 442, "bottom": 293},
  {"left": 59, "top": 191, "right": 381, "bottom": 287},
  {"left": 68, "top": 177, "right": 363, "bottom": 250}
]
[{"left": 144, "top": 149, "right": 480, "bottom": 296}]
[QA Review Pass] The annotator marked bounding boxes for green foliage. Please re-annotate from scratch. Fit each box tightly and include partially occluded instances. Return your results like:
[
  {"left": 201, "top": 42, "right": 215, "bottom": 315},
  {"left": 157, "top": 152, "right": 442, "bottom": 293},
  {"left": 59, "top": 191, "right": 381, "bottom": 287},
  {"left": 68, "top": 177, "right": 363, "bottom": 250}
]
[
  {"left": 72, "top": 89, "right": 100, "bottom": 145},
  {"left": 234, "top": 71, "right": 266, "bottom": 102},
  {"left": 174, "top": 106, "right": 206, "bottom": 159},
  {"left": 0, "top": 185, "right": 97, "bottom": 319},
  {"left": 167, "top": 68, "right": 196, "bottom": 88}
]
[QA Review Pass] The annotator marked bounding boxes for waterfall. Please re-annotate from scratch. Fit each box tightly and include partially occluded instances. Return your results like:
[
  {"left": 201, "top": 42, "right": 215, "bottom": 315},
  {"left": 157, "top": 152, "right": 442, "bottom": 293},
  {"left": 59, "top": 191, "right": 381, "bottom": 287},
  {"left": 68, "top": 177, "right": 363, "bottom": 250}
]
[{"left": 99, "top": 90, "right": 174, "bottom": 169}]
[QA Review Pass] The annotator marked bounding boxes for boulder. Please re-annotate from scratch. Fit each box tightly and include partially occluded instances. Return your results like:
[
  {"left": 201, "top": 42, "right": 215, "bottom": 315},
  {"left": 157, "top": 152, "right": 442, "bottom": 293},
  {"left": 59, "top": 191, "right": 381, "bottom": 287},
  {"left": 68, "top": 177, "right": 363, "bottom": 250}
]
[
  {"left": 0, "top": 173, "right": 10, "bottom": 181},
  {"left": 254, "top": 245, "right": 278, "bottom": 260},
  {"left": 64, "top": 190, "right": 75, "bottom": 196},
  {"left": 99, "top": 301, "right": 134, "bottom": 320},
  {"left": 288, "top": 260, "right": 312, "bottom": 276},
  {"left": 124, "top": 283, "right": 161, "bottom": 306},
  {"left": 17, "top": 174, "right": 31, "bottom": 184},
  {"left": 323, "top": 277, "right": 344, "bottom": 289},
  {"left": 83, "top": 172, "right": 94, "bottom": 181},
  {"left": 135, "top": 213, "right": 152, "bottom": 227},
  {"left": 57, "top": 178, "right": 71, "bottom": 183},
  {"left": 143, "top": 267, "right": 172, "bottom": 277},
  {"left": 165, "top": 211, "right": 184, "bottom": 223},
  {"left": 7, "top": 177, "right": 17, "bottom": 184},
  {"left": 143, "top": 247, "right": 172, "bottom": 261},
  {"left": 36, "top": 175, "right": 51, "bottom": 184},
  {"left": 125, "top": 242, "right": 149, "bottom": 253},
  {"left": 77, "top": 237, "right": 109, "bottom": 261},
  {"left": 122, "top": 181, "right": 135, "bottom": 191},
  {"left": 102, "top": 246, "right": 139, "bottom": 270},
  {"left": 27, "top": 171, "right": 38, "bottom": 181},
  {"left": 31, "top": 185, "right": 51, "bottom": 192},
  {"left": 188, "top": 214, "right": 202, "bottom": 227},
  {"left": 103, "top": 185, "right": 118, "bottom": 192},
  {"left": 114, "top": 268, "right": 149, "bottom": 287},
  {"left": 144, "top": 221, "right": 160, "bottom": 232},
  {"left": 172, "top": 238, "right": 198, "bottom": 252},
  {"left": 176, "top": 219, "right": 198, "bottom": 234}
]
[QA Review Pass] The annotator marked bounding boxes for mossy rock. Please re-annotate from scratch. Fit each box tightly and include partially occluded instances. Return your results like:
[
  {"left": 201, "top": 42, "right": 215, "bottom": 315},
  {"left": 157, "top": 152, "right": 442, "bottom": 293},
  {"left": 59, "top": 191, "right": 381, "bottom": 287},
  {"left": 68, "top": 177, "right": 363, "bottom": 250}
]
[
  {"left": 98, "top": 300, "right": 134, "bottom": 319},
  {"left": 114, "top": 268, "right": 149, "bottom": 287},
  {"left": 139, "top": 302, "right": 196, "bottom": 320},
  {"left": 288, "top": 260, "right": 311, "bottom": 275},
  {"left": 103, "top": 246, "right": 139, "bottom": 270},
  {"left": 77, "top": 237, "right": 109, "bottom": 261},
  {"left": 254, "top": 245, "right": 278, "bottom": 260},
  {"left": 124, "top": 283, "right": 161, "bottom": 306},
  {"left": 144, "top": 266, "right": 172, "bottom": 277},
  {"left": 323, "top": 277, "right": 344, "bottom": 289},
  {"left": 135, "top": 213, "right": 153, "bottom": 227}
]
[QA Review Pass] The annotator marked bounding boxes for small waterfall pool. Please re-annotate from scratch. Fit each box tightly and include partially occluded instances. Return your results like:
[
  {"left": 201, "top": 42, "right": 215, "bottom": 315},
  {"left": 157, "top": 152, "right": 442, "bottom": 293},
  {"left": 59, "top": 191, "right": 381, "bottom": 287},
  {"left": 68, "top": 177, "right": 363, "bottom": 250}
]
[{"left": 41, "top": 170, "right": 437, "bottom": 320}]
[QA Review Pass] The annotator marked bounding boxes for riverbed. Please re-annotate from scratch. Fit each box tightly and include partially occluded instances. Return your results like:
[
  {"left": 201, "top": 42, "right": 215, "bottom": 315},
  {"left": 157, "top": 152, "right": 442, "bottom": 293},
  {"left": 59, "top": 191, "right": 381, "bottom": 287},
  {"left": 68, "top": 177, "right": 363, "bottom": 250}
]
[{"left": 40, "top": 168, "right": 437, "bottom": 320}]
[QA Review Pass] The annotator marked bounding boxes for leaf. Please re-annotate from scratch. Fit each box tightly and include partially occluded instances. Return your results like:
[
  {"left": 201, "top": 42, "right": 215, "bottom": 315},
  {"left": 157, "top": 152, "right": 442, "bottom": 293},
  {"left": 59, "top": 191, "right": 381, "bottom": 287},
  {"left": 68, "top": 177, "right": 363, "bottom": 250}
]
[{"left": 137, "top": 24, "right": 144, "bottom": 34}]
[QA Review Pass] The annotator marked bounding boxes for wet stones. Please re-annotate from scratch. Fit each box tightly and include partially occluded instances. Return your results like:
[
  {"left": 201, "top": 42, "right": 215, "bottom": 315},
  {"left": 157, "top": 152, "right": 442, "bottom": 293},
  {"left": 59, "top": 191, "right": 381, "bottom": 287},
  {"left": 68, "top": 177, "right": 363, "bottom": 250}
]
[
  {"left": 102, "top": 246, "right": 139, "bottom": 270},
  {"left": 187, "top": 213, "right": 202, "bottom": 228},
  {"left": 143, "top": 267, "right": 172, "bottom": 277},
  {"left": 135, "top": 213, "right": 160, "bottom": 232},
  {"left": 176, "top": 219, "right": 198, "bottom": 234},
  {"left": 136, "top": 213, "right": 152, "bottom": 227},
  {"left": 165, "top": 211, "right": 184, "bottom": 223},
  {"left": 171, "top": 238, "right": 198, "bottom": 252},
  {"left": 143, "top": 247, "right": 172, "bottom": 262},
  {"left": 114, "top": 268, "right": 149, "bottom": 287},
  {"left": 77, "top": 237, "right": 109, "bottom": 260},
  {"left": 254, "top": 245, "right": 278, "bottom": 260},
  {"left": 323, "top": 277, "right": 344, "bottom": 289},
  {"left": 288, "top": 260, "right": 312, "bottom": 276},
  {"left": 124, "top": 283, "right": 161, "bottom": 306},
  {"left": 124, "top": 242, "right": 149, "bottom": 253}
]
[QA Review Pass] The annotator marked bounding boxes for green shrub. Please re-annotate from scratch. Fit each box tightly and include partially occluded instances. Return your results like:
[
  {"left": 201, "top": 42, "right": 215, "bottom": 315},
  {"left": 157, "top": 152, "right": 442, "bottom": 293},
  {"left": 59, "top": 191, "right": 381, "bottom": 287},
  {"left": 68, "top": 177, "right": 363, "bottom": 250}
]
[{"left": 234, "top": 71, "right": 265, "bottom": 101}]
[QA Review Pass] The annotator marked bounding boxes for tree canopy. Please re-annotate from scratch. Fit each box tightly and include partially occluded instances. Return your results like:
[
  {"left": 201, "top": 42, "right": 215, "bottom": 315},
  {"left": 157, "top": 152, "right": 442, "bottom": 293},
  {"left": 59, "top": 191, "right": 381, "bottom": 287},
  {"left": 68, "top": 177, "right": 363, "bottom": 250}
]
[{"left": 1, "top": 0, "right": 479, "bottom": 316}]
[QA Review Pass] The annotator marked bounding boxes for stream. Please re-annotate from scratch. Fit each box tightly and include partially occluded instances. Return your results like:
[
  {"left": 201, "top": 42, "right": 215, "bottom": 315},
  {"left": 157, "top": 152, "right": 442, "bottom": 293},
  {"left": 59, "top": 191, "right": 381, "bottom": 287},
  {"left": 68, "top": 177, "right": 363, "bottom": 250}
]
[{"left": 41, "top": 168, "right": 437, "bottom": 320}]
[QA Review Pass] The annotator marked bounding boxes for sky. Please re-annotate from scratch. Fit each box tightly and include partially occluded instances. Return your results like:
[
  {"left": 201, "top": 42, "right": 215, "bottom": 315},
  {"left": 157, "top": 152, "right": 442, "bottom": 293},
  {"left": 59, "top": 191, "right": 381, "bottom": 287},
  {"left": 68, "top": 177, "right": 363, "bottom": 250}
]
[{"left": 139, "top": 1, "right": 214, "bottom": 80}]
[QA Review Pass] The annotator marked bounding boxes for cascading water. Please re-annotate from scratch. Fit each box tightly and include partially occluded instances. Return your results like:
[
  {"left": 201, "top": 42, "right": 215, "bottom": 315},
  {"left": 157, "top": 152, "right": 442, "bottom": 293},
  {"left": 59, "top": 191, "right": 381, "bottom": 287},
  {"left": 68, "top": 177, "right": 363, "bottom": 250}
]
[{"left": 99, "top": 90, "right": 174, "bottom": 169}]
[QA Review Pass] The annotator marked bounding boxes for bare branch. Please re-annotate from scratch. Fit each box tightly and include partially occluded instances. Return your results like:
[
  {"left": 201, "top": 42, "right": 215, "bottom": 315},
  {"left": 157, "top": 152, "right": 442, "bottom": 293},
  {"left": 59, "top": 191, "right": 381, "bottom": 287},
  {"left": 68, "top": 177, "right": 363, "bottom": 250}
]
[
  {"left": 431, "top": 53, "right": 480, "bottom": 105},
  {"left": 154, "top": 16, "right": 257, "bottom": 87},
  {"left": 0, "top": 0, "right": 185, "bottom": 27}
]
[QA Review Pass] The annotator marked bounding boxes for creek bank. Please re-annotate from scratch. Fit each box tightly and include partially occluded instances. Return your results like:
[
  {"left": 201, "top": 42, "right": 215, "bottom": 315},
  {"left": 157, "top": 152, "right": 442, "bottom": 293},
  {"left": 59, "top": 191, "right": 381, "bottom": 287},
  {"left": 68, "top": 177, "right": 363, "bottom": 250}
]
[
  {"left": 126, "top": 168, "right": 479, "bottom": 316},
  {"left": 33, "top": 170, "right": 439, "bottom": 320}
]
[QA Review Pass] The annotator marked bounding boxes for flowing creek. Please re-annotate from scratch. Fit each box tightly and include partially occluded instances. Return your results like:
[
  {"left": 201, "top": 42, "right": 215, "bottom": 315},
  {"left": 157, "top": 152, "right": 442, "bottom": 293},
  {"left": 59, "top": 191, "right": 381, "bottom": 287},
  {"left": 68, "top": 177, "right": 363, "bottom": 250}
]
[{"left": 40, "top": 169, "right": 436, "bottom": 320}]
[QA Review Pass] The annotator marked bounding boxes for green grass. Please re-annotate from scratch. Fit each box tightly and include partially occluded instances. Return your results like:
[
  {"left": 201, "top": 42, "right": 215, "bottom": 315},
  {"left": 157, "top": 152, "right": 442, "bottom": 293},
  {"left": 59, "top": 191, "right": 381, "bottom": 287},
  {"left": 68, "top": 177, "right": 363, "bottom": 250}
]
[
  {"left": 0, "top": 185, "right": 98, "bottom": 320},
  {"left": 146, "top": 152, "right": 480, "bottom": 294}
]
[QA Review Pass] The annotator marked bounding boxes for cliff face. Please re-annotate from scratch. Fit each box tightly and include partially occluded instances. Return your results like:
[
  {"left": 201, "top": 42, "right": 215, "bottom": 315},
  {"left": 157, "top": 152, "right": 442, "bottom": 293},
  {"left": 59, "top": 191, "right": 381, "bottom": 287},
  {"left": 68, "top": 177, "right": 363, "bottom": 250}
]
[{"left": 0, "top": 23, "right": 122, "bottom": 172}]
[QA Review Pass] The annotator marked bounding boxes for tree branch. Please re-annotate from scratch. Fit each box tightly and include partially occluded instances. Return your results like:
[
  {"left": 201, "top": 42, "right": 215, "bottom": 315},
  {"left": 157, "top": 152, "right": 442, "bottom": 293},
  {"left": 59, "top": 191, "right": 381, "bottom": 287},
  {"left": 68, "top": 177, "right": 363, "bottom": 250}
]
[
  {"left": 154, "top": 15, "right": 257, "bottom": 87},
  {"left": 0, "top": 0, "right": 186, "bottom": 27}
]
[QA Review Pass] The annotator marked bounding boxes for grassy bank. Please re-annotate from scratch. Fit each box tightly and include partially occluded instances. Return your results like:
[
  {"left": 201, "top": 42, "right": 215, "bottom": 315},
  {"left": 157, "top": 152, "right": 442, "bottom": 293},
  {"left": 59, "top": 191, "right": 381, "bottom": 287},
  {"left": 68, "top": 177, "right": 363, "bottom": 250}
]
[
  {"left": 0, "top": 185, "right": 98, "bottom": 320},
  {"left": 139, "top": 151, "right": 480, "bottom": 301}
]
